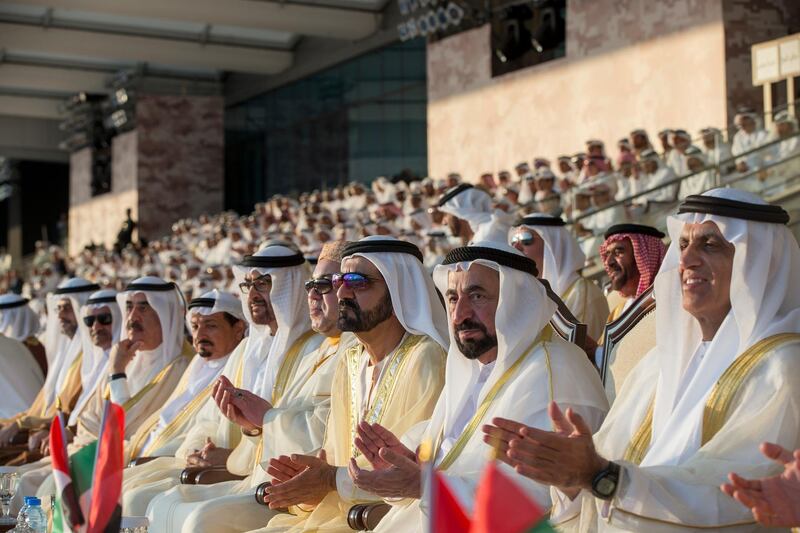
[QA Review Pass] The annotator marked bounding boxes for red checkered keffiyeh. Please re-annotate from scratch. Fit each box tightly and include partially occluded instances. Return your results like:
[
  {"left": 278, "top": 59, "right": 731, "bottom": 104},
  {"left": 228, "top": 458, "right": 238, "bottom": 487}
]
[{"left": 600, "top": 233, "right": 667, "bottom": 297}]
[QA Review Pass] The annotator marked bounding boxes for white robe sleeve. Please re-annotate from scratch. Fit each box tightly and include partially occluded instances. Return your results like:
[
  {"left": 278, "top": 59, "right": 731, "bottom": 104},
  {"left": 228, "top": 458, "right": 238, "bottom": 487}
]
[
  {"left": 593, "top": 344, "right": 800, "bottom": 532},
  {"left": 108, "top": 376, "right": 132, "bottom": 405}
]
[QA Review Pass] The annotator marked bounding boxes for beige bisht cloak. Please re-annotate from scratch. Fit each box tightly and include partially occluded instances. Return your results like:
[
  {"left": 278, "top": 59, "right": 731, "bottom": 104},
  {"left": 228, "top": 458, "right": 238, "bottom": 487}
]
[
  {"left": 561, "top": 277, "right": 610, "bottom": 341},
  {"left": 251, "top": 333, "right": 447, "bottom": 533},
  {"left": 144, "top": 331, "right": 325, "bottom": 533}
]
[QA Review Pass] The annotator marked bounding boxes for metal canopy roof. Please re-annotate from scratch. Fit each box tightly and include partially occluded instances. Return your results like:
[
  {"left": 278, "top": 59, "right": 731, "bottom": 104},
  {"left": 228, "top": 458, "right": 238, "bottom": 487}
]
[{"left": 0, "top": 0, "right": 387, "bottom": 120}]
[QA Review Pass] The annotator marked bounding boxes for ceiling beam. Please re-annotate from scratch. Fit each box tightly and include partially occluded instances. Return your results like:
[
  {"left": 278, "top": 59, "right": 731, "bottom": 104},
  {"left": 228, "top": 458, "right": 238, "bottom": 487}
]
[
  {"left": 11, "top": 0, "right": 380, "bottom": 41},
  {"left": 0, "top": 95, "right": 63, "bottom": 120},
  {"left": 0, "top": 22, "right": 293, "bottom": 75},
  {"left": 0, "top": 64, "right": 110, "bottom": 96}
]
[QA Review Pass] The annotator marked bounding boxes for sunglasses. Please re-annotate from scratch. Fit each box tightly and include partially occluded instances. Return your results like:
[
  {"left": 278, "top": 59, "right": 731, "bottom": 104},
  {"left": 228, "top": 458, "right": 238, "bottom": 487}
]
[
  {"left": 83, "top": 313, "right": 113, "bottom": 327},
  {"left": 331, "top": 272, "right": 383, "bottom": 291},
  {"left": 304, "top": 276, "right": 334, "bottom": 295},
  {"left": 511, "top": 231, "right": 535, "bottom": 246},
  {"left": 239, "top": 273, "right": 271, "bottom": 294}
]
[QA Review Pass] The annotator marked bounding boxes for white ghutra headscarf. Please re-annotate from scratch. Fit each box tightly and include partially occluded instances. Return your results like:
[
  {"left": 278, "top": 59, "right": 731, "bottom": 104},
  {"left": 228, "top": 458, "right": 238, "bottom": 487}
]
[
  {"left": 643, "top": 188, "right": 800, "bottom": 467},
  {"left": 232, "top": 245, "right": 310, "bottom": 396},
  {"left": 115, "top": 276, "right": 186, "bottom": 396},
  {"left": 42, "top": 278, "right": 99, "bottom": 406},
  {"left": 69, "top": 289, "right": 122, "bottom": 425}
]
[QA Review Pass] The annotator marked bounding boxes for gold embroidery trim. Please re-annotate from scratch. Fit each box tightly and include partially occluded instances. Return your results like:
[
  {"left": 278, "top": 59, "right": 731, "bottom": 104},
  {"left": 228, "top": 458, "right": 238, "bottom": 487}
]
[
  {"left": 346, "top": 334, "right": 423, "bottom": 458},
  {"left": 702, "top": 332, "right": 800, "bottom": 445},
  {"left": 250, "top": 330, "right": 317, "bottom": 471},
  {"left": 437, "top": 333, "right": 544, "bottom": 471},
  {"left": 129, "top": 377, "right": 219, "bottom": 461},
  {"left": 622, "top": 397, "right": 654, "bottom": 464},
  {"left": 622, "top": 333, "right": 800, "bottom": 465},
  {"left": 116, "top": 341, "right": 193, "bottom": 413},
  {"left": 272, "top": 330, "right": 317, "bottom": 406}
]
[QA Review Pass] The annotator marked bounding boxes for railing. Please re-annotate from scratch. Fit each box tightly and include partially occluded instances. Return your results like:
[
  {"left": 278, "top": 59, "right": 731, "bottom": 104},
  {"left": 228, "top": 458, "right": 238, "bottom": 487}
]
[{"left": 566, "top": 129, "right": 800, "bottom": 268}]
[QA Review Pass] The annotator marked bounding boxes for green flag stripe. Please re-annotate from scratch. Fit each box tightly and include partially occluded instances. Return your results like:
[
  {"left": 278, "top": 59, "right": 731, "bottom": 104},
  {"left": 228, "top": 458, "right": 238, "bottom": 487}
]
[{"left": 528, "top": 519, "right": 557, "bottom": 532}]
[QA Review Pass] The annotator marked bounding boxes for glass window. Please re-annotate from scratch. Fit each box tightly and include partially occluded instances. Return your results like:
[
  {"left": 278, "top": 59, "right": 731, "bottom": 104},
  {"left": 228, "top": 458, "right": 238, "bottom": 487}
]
[{"left": 225, "top": 39, "right": 427, "bottom": 212}]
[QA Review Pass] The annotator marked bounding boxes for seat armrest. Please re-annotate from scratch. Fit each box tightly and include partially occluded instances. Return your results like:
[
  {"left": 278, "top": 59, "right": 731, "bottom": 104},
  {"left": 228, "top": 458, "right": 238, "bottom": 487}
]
[
  {"left": 255, "top": 481, "right": 271, "bottom": 506},
  {"left": 129, "top": 456, "right": 161, "bottom": 467},
  {"left": 193, "top": 466, "right": 247, "bottom": 485},
  {"left": 347, "top": 503, "right": 391, "bottom": 531}
]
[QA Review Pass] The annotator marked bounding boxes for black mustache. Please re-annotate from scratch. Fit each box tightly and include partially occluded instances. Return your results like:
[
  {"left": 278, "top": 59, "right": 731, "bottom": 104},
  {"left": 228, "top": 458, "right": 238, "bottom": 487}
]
[
  {"left": 455, "top": 319, "right": 488, "bottom": 333},
  {"left": 339, "top": 298, "right": 359, "bottom": 311},
  {"left": 128, "top": 321, "right": 144, "bottom": 331}
]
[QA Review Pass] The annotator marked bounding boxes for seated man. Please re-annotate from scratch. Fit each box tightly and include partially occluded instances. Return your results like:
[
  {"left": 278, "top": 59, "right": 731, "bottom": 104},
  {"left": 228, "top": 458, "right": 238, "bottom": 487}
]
[
  {"left": 126, "top": 290, "right": 245, "bottom": 462},
  {"left": 0, "top": 278, "right": 99, "bottom": 457},
  {"left": 491, "top": 189, "right": 800, "bottom": 532},
  {"left": 23, "top": 289, "right": 122, "bottom": 464},
  {"left": 254, "top": 237, "right": 448, "bottom": 532},
  {"left": 145, "top": 244, "right": 325, "bottom": 532},
  {"left": 437, "top": 184, "right": 513, "bottom": 245},
  {"left": 351, "top": 242, "right": 608, "bottom": 532},
  {"left": 126, "top": 244, "right": 285, "bottom": 504},
  {"left": 599, "top": 224, "right": 666, "bottom": 323},
  {"left": 511, "top": 215, "right": 609, "bottom": 341},
  {"left": 22, "top": 277, "right": 193, "bottom": 502},
  {"left": 0, "top": 294, "right": 47, "bottom": 418}
]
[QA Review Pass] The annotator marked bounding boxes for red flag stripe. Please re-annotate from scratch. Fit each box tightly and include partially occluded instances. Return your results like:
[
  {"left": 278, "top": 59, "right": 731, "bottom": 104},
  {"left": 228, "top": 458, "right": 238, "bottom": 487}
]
[{"left": 86, "top": 401, "right": 125, "bottom": 533}]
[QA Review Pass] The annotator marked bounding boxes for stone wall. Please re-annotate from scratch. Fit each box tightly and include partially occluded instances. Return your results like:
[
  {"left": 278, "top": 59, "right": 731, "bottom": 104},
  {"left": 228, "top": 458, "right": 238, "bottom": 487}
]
[
  {"left": 721, "top": 0, "right": 800, "bottom": 120},
  {"left": 68, "top": 95, "right": 224, "bottom": 253},
  {"left": 135, "top": 95, "right": 224, "bottom": 240},
  {"left": 426, "top": 0, "right": 729, "bottom": 179}
]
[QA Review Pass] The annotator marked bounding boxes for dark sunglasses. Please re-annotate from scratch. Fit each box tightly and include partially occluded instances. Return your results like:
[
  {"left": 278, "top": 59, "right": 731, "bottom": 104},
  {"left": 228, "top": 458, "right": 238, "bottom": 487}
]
[
  {"left": 239, "top": 273, "right": 271, "bottom": 294},
  {"left": 304, "top": 276, "right": 334, "bottom": 295},
  {"left": 331, "top": 272, "right": 383, "bottom": 291},
  {"left": 83, "top": 313, "right": 113, "bottom": 327},
  {"left": 511, "top": 231, "right": 535, "bottom": 246}
]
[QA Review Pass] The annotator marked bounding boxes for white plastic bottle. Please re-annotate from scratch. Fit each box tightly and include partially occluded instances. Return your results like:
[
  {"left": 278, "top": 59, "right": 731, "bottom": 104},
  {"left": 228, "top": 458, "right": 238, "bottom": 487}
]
[{"left": 23, "top": 498, "right": 46, "bottom": 533}]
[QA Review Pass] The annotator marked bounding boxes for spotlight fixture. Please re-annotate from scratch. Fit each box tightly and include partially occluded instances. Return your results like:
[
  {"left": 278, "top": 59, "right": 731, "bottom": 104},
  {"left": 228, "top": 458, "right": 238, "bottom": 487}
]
[{"left": 445, "top": 1, "right": 464, "bottom": 26}]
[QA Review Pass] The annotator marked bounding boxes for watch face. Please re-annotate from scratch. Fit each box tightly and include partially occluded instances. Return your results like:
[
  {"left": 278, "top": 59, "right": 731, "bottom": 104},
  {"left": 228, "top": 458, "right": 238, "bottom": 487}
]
[{"left": 596, "top": 477, "right": 616, "bottom": 496}]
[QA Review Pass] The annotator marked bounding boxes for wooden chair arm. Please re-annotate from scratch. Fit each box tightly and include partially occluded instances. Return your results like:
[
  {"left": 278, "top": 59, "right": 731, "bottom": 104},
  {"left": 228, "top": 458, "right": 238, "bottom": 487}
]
[
  {"left": 129, "top": 456, "right": 160, "bottom": 467},
  {"left": 10, "top": 429, "right": 29, "bottom": 446},
  {"left": 180, "top": 466, "right": 208, "bottom": 484},
  {"left": 254, "top": 482, "right": 271, "bottom": 506},
  {"left": 192, "top": 466, "right": 247, "bottom": 485},
  {"left": 347, "top": 503, "right": 391, "bottom": 531}
]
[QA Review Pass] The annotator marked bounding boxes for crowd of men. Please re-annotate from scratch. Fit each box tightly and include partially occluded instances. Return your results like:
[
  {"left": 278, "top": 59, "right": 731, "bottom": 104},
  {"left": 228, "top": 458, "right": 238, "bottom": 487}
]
[{"left": 0, "top": 116, "right": 798, "bottom": 533}]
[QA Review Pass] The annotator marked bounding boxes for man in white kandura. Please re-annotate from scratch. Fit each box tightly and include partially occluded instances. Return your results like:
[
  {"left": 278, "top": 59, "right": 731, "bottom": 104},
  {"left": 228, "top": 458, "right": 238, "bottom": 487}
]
[
  {"left": 120, "top": 251, "right": 283, "bottom": 516},
  {"left": 146, "top": 244, "right": 326, "bottom": 533},
  {"left": 251, "top": 236, "right": 448, "bottom": 532},
  {"left": 510, "top": 215, "right": 609, "bottom": 341},
  {"left": 0, "top": 294, "right": 46, "bottom": 418},
  {"left": 490, "top": 188, "right": 800, "bottom": 532},
  {"left": 123, "top": 290, "right": 245, "bottom": 494},
  {"left": 350, "top": 242, "right": 608, "bottom": 532}
]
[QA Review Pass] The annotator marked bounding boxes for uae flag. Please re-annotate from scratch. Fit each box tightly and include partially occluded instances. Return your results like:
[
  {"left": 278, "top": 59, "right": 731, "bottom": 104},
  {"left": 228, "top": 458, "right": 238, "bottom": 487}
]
[
  {"left": 430, "top": 471, "right": 470, "bottom": 533},
  {"left": 86, "top": 401, "right": 124, "bottom": 533},
  {"left": 50, "top": 411, "right": 84, "bottom": 532},
  {"left": 469, "top": 461, "right": 555, "bottom": 533},
  {"left": 51, "top": 401, "right": 124, "bottom": 533}
]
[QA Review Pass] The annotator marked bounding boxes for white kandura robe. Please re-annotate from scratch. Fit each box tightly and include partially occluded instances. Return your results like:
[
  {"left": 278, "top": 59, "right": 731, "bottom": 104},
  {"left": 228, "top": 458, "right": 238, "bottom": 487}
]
[
  {"left": 375, "top": 337, "right": 609, "bottom": 532},
  {"left": 121, "top": 338, "right": 259, "bottom": 515},
  {"left": 145, "top": 333, "right": 328, "bottom": 533},
  {"left": 0, "top": 335, "right": 44, "bottom": 417},
  {"left": 551, "top": 338, "right": 800, "bottom": 532}
]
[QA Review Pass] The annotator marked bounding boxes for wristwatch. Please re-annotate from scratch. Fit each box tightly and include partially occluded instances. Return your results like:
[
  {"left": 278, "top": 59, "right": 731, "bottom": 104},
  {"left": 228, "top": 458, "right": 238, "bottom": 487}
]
[
  {"left": 590, "top": 461, "right": 621, "bottom": 500},
  {"left": 242, "top": 426, "right": 263, "bottom": 437}
]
